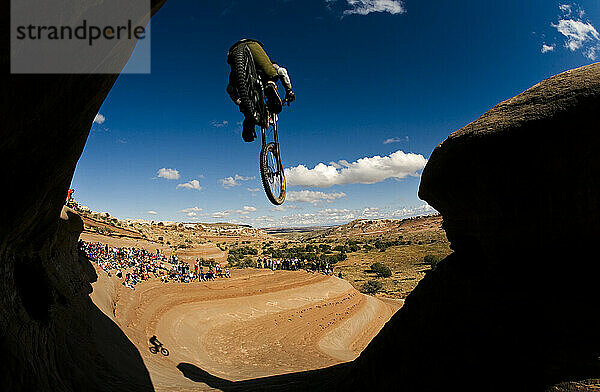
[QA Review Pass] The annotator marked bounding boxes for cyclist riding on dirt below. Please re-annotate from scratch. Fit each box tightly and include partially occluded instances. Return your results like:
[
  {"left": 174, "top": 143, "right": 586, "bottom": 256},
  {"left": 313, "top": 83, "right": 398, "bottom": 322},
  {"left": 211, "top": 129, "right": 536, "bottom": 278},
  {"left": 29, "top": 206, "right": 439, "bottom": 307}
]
[
  {"left": 226, "top": 39, "right": 295, "bottom": 142},
  {"left": 149, "top": 335, "right": 160, "bottom": 347}
]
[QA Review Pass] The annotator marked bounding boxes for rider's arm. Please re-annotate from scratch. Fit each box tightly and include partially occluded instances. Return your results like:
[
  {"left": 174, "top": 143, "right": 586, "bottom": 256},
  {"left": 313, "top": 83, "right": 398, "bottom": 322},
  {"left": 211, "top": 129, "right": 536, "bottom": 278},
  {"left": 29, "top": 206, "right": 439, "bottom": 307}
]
[{"left": 273, "top": 64, "right": 292, "bottom": 93}]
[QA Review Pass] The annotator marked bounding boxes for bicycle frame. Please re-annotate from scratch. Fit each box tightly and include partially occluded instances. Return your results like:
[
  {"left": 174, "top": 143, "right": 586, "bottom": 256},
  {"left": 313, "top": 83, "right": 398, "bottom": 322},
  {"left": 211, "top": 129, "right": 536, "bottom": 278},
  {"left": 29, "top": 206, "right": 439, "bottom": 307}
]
[
  {"left": 241, "top": 45, "right": 287, "bottom": 204},
  {"left": 261, "top": 114, "right": 279, "bottom": 148},
  {"left": 256, "top": 79, "right": 281, "bottom": 158}
]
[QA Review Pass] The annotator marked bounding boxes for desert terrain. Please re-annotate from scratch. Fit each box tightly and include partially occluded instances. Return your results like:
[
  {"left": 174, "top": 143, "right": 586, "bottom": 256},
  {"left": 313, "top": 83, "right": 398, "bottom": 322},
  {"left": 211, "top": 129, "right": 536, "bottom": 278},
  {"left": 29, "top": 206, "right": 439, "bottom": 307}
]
[
  {"left": 91, "top": 262, "right": 400, "bottom": 390},
  {"left": 79, "top": 205, "right": 447, "bottom": 390}
]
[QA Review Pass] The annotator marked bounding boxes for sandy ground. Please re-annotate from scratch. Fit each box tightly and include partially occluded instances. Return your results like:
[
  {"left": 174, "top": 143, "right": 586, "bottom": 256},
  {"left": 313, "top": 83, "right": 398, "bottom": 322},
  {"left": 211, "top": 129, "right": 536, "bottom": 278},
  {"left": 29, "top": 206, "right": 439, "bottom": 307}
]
[{"left": 90, "top": 262, "right": 401, "bottom": 391}]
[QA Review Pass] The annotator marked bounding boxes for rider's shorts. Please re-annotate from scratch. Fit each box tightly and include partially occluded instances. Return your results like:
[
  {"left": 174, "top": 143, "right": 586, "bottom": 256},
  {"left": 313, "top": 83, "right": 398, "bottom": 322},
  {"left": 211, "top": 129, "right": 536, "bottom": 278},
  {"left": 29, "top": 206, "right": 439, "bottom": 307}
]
[{"left": 245, "top": 41, "right": 278, "bottom": 82}]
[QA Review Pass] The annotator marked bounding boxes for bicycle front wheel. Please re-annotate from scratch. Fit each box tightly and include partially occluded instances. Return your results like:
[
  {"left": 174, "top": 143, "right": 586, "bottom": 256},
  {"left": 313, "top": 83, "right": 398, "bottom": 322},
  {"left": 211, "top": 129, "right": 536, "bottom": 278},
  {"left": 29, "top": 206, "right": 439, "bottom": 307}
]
[
  {"left": 161, "top": 347, "right": 169, "bottom": 356},
  {"left": 260, "top": 142, "right": 286, "bottom": 205}
]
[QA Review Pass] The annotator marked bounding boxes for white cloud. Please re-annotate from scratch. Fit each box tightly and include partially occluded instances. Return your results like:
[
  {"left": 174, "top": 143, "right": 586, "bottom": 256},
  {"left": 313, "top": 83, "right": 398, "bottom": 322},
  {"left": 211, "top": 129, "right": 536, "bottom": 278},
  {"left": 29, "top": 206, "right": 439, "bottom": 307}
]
[
  {"left": 559, "top": 4, "right": 572, "bottom": 17},
  {"left": 93, "top": 113, "right": 105, "bottom": 124},
  {"left": 146, "top": 210, "right": 158, "bottom": 215},
  {"left": 157, "top": 168, "right": 180, "bottom": 180},
  {"left": 342, "top": 0, "right": 405, "bottom": 15},
  {"left": 206, "top": 206, "right": 257, "bottom": 218},
  {"left": 271, "top": 204, "right": 299, "bottom": 212},
  {"left": 177, "top": 180, "right": 202, "bottom": 191},
  {"left": 211, "top": 211, "right": 231, "bottom": 219},
  {"left": 219, "top": 174, "right": 256, "bottom": 188},
  {"left": 383, "top": 136, "right": 408, "bottom": 144},
  {"left": 179, "top": 206, "right": 203, "bottom": 217},
  {"left": 286, "top": 150, "right": 426, "bottom": 188},
  {"left": 211, "top": 120, "right": 229, "bottom": 128},
  {"left": 551, "top": 4, "right": 600, "bottom": 60},
  {"left": 360, "top": 207, "right": 382, "bottom": 218},
  {"left": 392, "top": 203, "right": 437, "bottom": 218},
  {"left": 553, "top": 19, "right": 599, "bottom": 51},
  {"left": 280, "top": 208, "right": 356, "bottom": 226},
  {"left": 584, "top": 46, "right": 598, "bottom": 60},
  {"left": 286, "top": 190, "right": 346, "bottom": 205},
  {"left": 247, "top": 188, "right": 261, "bottom": 192},
  {"left": 180, "top": 206, "right": 202, "bottom": 213},
  {"left": 541, "top": 43, "right": 556, "bottom": 53},
  {"left": 254, "top": 215, "right": 276, "bottom": 225}
]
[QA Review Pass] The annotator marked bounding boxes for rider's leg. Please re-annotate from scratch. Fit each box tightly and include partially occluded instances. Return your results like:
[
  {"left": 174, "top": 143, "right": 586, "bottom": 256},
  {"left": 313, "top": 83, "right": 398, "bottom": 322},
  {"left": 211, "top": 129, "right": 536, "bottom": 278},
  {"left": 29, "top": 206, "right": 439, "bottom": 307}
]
[
  {"left": 246, "top": 42, "right": 282, "bottom": 114},
  {"left": 246, "top": 42, "right": 277, "bottom": 80}
]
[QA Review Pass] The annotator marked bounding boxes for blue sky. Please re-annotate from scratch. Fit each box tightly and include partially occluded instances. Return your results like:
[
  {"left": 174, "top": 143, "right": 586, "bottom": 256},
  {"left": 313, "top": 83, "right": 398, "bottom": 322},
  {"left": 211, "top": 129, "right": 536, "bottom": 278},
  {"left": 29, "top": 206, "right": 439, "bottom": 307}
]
[{"left": 72, "top": 0, "right": 600, "bottom": 227}]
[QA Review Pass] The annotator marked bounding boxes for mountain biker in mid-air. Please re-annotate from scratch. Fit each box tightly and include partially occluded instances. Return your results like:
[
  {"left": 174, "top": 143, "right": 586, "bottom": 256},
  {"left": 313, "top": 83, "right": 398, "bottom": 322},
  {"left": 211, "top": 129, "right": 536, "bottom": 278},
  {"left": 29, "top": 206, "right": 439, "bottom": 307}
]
[{"left": 226, "top": 39, "right": 295, "bottom": 142}]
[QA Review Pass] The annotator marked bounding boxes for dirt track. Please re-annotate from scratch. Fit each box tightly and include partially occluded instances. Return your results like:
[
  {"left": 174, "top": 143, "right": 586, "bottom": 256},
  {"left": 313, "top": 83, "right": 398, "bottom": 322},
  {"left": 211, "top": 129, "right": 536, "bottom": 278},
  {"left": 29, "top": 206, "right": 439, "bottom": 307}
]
[{"left": 90, "top": 266, "right": 401, "bottom": 391}]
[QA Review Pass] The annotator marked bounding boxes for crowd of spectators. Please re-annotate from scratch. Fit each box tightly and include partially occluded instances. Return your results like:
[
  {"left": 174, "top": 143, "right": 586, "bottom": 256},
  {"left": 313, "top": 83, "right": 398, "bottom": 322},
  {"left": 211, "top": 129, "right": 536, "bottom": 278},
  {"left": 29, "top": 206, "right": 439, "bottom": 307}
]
[
  {"left": 79, "top": 240, "right": 230, "bottom": 290},
  {"left": 79, "top": 240, "right": 335, "bottom": 292}
]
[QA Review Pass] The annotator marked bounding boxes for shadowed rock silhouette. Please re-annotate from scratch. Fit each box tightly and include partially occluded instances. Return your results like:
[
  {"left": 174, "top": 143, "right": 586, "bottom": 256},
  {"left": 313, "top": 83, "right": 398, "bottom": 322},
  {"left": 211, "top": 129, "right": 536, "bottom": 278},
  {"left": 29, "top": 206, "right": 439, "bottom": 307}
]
[
  {"left": 177, "top": 362, "right": 351, "bottom": 391},
  {"left": 1, "top": 1, "right": 165, "bottom": 390}
]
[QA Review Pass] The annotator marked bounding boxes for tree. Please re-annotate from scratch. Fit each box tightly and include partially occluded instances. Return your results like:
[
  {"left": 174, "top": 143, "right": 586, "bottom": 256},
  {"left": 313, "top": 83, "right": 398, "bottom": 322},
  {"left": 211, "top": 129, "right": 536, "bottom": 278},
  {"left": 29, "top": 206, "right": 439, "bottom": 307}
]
[
  {"left": 371, "top": 262, "right": 392, "bottom": 278},
  {"left": 361, "top": 279, "right": 383, "bottom": 295}
]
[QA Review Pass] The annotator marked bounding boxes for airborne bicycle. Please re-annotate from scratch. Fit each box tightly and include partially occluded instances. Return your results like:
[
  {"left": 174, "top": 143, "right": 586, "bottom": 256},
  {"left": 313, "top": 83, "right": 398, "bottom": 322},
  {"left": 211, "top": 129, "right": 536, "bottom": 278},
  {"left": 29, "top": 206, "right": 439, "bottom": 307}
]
[{"left": 229, "top": 44, "right": 287, "bottom": 205}]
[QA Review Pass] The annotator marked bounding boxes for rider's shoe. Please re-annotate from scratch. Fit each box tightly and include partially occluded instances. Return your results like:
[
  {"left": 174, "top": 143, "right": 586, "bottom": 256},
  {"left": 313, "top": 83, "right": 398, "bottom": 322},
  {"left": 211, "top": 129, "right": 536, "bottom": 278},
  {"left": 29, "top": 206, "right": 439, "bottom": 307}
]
[
  {"left": 242, "top": 118, "right": 256, "bottom": 142},
  {"left": 264, "top": 81, "right": 283, "bottom": 114}
]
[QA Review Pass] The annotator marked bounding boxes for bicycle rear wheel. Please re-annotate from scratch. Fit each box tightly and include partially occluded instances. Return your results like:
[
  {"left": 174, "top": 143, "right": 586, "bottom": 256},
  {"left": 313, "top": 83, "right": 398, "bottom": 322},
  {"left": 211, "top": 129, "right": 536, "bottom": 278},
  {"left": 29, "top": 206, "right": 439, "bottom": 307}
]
[
  {"left": 160, "top": 347, "right": 169, "bottom": 356},
  {"left": 231, "top": 44, "right": 261, "bottom": 123},
  {"left": 260, "top": 142, "right": 286, "bottom": 205}
]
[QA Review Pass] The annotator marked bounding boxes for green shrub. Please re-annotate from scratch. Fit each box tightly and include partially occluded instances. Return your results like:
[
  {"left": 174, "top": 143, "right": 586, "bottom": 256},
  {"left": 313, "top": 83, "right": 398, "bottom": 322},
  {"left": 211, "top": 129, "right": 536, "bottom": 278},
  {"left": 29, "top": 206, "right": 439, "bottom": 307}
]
[
  {"left": 347, "top": 244, "right": 360, "bottom": 252},
  {"left": 361, "top": 279, "right": 383, "bottom": 295},
  {"left": 371, "top": 262, "right": 392, "bottom": 278},
  {"left": 239, "top": 257, "right": 254, "bottom": 268}
]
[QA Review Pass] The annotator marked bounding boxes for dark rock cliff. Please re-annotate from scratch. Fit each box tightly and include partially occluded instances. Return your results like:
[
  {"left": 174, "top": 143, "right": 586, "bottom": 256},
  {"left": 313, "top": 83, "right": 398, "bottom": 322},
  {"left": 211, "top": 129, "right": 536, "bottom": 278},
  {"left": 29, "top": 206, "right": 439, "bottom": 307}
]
[{"left": 1, "top": 1, "right": 165, "bottom": 390}]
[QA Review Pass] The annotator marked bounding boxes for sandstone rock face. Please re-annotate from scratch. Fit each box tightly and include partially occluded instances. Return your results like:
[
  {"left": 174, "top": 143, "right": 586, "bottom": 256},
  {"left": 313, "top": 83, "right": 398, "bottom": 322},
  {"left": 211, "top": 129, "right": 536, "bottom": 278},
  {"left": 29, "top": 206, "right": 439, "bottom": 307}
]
[
  {"left": 341, "top": 63, "right": 600, "bottom": 391},
  {"left": 0, "top": 1, "right": 165, "bottom": 390},
  {"left": 419, "top": 63, "right": 600, "bottom": 258}
]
